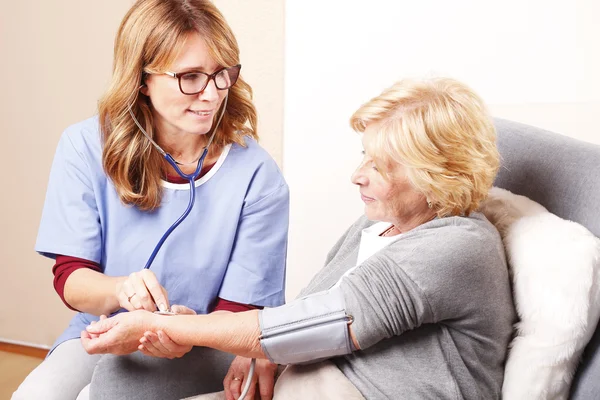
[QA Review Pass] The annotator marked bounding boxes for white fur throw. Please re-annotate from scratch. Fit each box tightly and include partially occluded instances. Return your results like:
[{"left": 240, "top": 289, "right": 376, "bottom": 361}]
[{"left": 480, "top": 187, "right": 600, "bottom": 399}]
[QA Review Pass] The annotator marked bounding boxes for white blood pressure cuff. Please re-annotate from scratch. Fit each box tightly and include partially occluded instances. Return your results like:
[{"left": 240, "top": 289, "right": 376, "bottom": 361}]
[{"left": 258, "top": 286, "right": 353, "bottom": 365}]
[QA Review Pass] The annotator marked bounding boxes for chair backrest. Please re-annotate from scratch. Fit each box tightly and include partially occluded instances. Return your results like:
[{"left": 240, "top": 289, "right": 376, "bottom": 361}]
[
  {"left": 493, "top": 118, "right": 600, "bottom": 399},
  {"left": 493, "top": 118, "right": 600, "bottom": 238}
]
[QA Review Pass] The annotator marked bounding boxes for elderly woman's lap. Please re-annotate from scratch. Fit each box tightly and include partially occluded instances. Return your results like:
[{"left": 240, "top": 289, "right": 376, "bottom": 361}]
[{"left": 89, "top": 347, "right": 235, "bottom": 400}]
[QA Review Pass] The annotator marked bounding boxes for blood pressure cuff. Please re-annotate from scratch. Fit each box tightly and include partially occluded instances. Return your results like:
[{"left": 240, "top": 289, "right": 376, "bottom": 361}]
[{"left": 258, "top": 286, "right": 354, "bottom": 365}]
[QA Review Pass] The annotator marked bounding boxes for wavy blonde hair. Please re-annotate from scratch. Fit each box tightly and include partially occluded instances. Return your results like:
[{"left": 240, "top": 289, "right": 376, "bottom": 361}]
[
  {"left": 350, "top": 77, "right": 499, "bottom": 217},
  {"left": 99, "top": 0, "right": 257, "bottom": 211}
]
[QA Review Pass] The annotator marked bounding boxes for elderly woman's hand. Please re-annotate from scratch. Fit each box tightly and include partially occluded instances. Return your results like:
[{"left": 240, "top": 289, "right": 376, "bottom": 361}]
[
  {"left": 81, "top": 310, "right": 157, "bottom": 355},
  {"left": 137, "top": 305, "right": 196, "bottom": 359},
  {"left": 224, "top": 356, "right": 278, "bottom": 400}
]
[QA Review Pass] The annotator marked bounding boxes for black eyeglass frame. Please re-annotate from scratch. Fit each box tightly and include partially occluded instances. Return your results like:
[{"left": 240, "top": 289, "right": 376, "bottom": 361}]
[{"left": 163, "top": 64, "right": 242, "bottom": 95}]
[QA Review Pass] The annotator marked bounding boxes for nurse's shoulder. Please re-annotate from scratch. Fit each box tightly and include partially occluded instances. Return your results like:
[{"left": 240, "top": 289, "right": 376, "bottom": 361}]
[
  {"left": 229, "top": 135, "right": 283, "bottom": 176},
  {"left": 230, "top": 135, "right": 276, "bottom": 165},
  {"left": 51, "top": 116, "right": 104, "bottom": 182},
  {"left": 228, "top": 135, "right": 288, "bottom": 205},
  {"left": 58, "top": 115, "right": 103, "bottom": 161}
]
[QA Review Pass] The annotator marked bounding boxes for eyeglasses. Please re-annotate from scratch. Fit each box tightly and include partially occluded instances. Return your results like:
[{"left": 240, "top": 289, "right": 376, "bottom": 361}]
[{"left": 164, "top": 64, "right": 241, "bottom": 95}]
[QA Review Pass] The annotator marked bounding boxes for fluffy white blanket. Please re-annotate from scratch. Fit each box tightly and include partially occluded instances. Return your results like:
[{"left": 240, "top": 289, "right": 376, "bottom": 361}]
[{"left": 480, "top": 187, "right": 600, "bottom": 399}]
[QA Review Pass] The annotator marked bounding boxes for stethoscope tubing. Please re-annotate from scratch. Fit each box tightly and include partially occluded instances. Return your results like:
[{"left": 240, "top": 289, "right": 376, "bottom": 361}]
[
  {"left": 142, "top": 151, "right": 206, "bottom": 270},
  {"left": 129, "top": 94, "right": 256, "bottom": 400},
  {"left": 127, "top": 94, "right": 227, "bottom": 270}
]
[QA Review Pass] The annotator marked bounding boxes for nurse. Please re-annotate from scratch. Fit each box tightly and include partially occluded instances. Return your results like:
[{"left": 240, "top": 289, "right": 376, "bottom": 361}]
[{"left": 12, "top": 1, "right": 288, "bottom": 399}]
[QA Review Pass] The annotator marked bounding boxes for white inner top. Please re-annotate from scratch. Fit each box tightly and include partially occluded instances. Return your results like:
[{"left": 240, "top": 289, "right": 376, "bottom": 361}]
[
  {"left": 161, "top": 144, "right": 232, "bottom": 190},
  {"left": 331, "top": 221, "right": 403, "bottom": 289}
]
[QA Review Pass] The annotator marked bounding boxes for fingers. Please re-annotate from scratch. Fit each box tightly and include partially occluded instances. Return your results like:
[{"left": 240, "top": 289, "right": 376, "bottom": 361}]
[
  {"left": 243, "top": 369, "right": 259, "bottom": 400},
  {"left": 81, "top": 330, "right": 93, "bottom": 353},
  {"left": 223, "top": 371, "right": 234, "bottom": 400},
  {"left": 85, "top": 315, "right": 109, "bottom": 339},
  {"left": 119, "top": 274, "right": 150, "bottom": 311},
  {"left": 138, "top": 331, "right": 191, "bottom": 359},
  {"left": 224, "top": 363, "right": 244, "bottom": 400},
  {"left": 224, "top": 357, "right": 258, "bottom": 400},
  {"left": 141, "top": 271, "right": 169, "bottom": 312},
  {"left": 230, "top": 377, "right": 245, "bottom": 400},
  {"left": 86, "top": 316, "right": 117, "bottom": 334},
  {"left": 81, "top": 329, "right": 106, "bottom": 355},
  {"left": 88, "top": 321, "right": 100, "bottom": 339},
  {"left": 159, "top": 286, "right": 171, "bottom": 312},
  {"left": 138, "top": 345, "right": 154, "bottom": 358},
  {"left": 117, "top": 279, "right": 137, "bottom": 311},
  {"left": 138, "top": 332, "right": 166, "bottom": 358},
  {"left": 130, "top": 272, "right": 157, "bottom": 311},
  {"left": 117, "top": 270, "right": 170, "bottom": 312},
  {"left": 148, "top": 332, "right": 172, "bottom": 355},
  {"left": 257, "top": 364, "right": 276, "bottom": 400},
  {"left": 156, "top": 331, "right": 185, "bottom": 353}
]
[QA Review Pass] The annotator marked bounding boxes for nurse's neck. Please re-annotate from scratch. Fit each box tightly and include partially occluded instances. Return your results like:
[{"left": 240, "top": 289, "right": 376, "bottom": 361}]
[{"left": 155, "top": 123, "right": 213, "bottom": 166}]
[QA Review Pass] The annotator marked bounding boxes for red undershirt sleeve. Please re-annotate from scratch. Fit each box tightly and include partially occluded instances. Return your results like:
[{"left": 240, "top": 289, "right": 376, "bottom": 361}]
[
  {"left": 52, "top": 255, "right": 102, "bottom": 311},
  {"left": 213, "top": 298, "right": 262, "bottom": 313}
]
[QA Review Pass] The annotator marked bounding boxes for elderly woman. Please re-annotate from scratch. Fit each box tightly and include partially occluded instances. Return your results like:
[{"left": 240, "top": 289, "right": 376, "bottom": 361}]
[{"left": 83, "top": 77, "right": 515, "bottom": 399}]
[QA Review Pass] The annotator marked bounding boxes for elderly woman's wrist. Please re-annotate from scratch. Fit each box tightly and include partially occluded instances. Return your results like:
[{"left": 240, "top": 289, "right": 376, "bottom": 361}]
[
  {"left": 152, "top": 314, "right": 196, "bottom": 346},
  {"left": 148, "top": 311, "right": 169, "bottom": 332}
]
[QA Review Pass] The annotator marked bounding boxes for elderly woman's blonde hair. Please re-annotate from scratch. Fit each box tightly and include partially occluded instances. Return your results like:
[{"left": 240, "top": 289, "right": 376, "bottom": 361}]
[{"left": 350, "top": 77, "right": 499, "bottom": 217}]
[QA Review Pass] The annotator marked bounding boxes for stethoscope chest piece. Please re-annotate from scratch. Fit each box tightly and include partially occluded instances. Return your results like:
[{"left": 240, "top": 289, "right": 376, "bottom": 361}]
[{"left": 154, "top": 310, "right": 177, "bottom": 316}]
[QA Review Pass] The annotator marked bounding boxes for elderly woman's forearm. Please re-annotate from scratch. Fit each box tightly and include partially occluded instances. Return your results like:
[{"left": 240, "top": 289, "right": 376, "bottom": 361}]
[{"left": 158, "top": 310, "right": 266, "bottom": 359}]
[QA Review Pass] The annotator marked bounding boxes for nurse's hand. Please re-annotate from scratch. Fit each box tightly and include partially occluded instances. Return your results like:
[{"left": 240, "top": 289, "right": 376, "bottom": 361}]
[
  {"left": 137, "top": 305, "right": 196, "bottom": 359},
  {"left": 82, "top": 310, "right": 157, "bottom": 355},
  {"left": 116, "top": 270, "right": 170, "bottom": 313}
]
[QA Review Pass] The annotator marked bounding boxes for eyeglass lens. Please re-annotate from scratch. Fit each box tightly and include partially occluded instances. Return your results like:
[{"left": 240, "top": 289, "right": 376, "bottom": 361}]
[{"left": 179, "top": 66, "right": 240, "bottom": 94}]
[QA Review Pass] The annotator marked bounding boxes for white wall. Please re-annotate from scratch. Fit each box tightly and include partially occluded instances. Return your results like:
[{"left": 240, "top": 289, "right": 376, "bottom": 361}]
[{"left": 283, "top": 0, "right": 600, "bottom": 299}]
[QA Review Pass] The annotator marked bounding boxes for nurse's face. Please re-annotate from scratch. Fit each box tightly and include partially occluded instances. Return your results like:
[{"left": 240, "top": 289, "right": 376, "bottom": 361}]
[{"left": 142, "top": 33, "right": 228, "bottom": 139}]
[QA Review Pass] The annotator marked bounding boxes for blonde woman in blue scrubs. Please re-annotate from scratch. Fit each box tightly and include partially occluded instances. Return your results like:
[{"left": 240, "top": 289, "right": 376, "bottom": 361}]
[{"left": 12, "top": 1, "right": 288, "bottom": 399}]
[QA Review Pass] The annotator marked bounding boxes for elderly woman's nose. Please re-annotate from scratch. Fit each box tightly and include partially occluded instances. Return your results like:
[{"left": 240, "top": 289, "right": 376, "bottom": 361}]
[{"left": 351, "top": 167, "right": 367, "bottom": 185}]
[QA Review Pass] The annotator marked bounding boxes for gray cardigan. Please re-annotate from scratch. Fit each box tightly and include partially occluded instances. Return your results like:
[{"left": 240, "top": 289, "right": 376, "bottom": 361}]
[{"left": 299, "top": 213, "right": 515, "bottom": 399}]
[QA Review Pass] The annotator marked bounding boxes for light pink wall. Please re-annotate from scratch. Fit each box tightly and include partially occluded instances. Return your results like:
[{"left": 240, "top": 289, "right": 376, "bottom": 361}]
[{"left": 0, "top": 0, "right": 284, "bottom": 347}]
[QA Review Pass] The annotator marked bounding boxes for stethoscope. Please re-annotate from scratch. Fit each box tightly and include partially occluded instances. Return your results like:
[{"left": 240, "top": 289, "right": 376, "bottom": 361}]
[
  {"left": 127, "top": 94, "right": 226, "bottom": 271},
  {"left": 128, "top": 93, "right": 256, "bottom": 400}
]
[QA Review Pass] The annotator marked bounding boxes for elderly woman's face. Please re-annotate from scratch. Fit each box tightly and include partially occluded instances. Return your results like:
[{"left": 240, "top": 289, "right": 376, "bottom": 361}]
[
  {"left": 351, "top": 124, "right": 429, "bottom": 225},
  {"left": 142, "top": 33, "right": 228, "bottom": 139}
]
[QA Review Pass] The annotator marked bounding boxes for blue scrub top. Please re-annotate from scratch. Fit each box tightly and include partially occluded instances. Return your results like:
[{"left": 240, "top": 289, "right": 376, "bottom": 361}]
[{"left": 36, "top": 116, "right": 289, "bottom": 351}]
